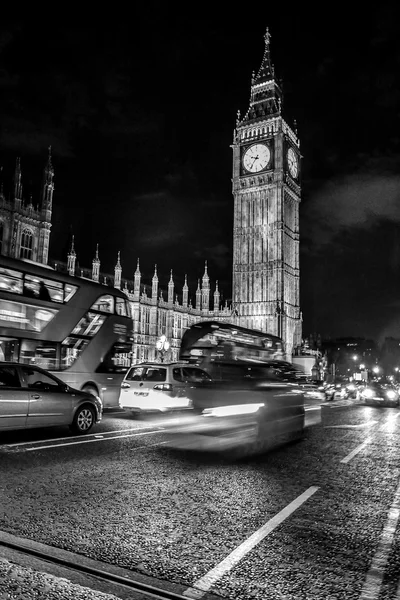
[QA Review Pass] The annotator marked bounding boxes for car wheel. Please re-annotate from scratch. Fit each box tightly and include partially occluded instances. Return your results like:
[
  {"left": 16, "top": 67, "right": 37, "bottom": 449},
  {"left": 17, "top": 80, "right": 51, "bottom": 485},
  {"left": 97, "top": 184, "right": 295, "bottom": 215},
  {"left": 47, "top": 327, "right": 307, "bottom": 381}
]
[{"left": 70, "top": 405, "right": 95, "bottom": 434}]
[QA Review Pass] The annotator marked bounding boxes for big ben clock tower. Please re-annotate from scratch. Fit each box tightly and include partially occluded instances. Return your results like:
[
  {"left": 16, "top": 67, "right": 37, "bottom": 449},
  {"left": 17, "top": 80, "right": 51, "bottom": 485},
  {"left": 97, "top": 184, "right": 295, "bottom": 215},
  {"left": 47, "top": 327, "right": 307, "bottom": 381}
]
[{"left": 232, "top": 27, "right": 302, "bottom": 359}]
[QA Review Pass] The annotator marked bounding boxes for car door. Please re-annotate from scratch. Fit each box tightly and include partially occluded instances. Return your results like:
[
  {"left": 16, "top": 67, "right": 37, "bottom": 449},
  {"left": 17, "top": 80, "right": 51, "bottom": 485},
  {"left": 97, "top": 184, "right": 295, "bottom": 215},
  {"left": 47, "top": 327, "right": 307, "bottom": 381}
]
[
  {"left": 0, "top": 364, "right": 29, "bottom": 429},
  {"left": 21, "top": 366, "right": 73, "bottom": 428}
]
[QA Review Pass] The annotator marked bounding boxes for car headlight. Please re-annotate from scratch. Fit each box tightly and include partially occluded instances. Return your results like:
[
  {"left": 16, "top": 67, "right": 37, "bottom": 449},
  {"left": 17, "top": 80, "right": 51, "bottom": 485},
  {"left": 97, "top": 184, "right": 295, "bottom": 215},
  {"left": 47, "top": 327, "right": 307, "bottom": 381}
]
[
  {"left": 363, "top": 388, "right": 374, "bottom": 398},
  {"left": 202, "top": 403, "right": 265, "bottom": 418},
  {"left": 386, "top": 390, "right": 397, "bottom": 400}
]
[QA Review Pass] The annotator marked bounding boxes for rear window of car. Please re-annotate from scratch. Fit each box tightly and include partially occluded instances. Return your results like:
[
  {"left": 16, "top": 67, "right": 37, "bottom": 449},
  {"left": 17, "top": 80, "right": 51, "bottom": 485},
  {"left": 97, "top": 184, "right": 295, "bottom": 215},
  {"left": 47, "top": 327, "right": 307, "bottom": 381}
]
[{"left": 144, "top": 368, "right": 166, "bottom": 382}]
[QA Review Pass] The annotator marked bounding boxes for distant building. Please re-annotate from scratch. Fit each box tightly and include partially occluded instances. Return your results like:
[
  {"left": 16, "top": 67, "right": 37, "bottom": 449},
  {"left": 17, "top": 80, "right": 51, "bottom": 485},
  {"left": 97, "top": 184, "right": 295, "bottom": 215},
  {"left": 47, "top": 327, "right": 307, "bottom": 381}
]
[
  {"left": 0, "top": 149, "right": 53, "bottom": 265},
  {"left": 54, "top": 248, "right": 233, "bottom": 364}
]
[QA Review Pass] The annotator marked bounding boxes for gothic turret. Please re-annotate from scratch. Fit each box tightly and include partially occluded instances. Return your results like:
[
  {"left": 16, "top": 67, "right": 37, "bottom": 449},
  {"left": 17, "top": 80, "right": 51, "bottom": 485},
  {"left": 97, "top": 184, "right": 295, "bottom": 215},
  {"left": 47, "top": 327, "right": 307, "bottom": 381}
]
[
  {"left": 152, "top": 265, "right": 158, "bottom": 300},
  {"left": 201, "top": 261, "right": 210, "bottom": 311},
  {"left": 182, "top": 274, "right": 188, "bottom": 308},
  {"left": 41, "top": 146, "right": 54, "bottom": 219},
  {"left": 195, "top": 280, "right": 201, "bottom": 310},
  {"left": 114, "top": 251, "right": 122, "bottom": 289},
  {"left": 67, "top": 236, "right": 76, "bottom": 276},
  {"left": 92, "top": 244, "right": 100, "bottom": 282},
  {"left": 133, "top": 259, "right": 141, "bottom": 300},
  {"left": 213, "top": 280, "right": 220, "bottom": 313},
  {"left": 168, "top": 270, "right": 174, "bottom": 304}
]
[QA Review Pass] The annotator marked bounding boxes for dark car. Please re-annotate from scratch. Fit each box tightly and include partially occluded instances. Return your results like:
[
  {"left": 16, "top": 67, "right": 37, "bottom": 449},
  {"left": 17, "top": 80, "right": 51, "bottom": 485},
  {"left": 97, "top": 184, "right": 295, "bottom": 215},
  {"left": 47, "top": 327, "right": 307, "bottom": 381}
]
[
  {"left": 361, "top": 383, "right": 399, "bottom": 407},
  {"left": 0, "top": 362, "right": 102, "bottom": 433}
]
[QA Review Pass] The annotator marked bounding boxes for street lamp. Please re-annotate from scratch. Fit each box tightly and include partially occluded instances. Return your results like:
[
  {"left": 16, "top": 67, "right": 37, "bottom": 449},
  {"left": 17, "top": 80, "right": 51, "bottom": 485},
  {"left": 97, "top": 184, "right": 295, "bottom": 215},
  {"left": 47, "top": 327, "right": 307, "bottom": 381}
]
[{"left": 156, "top": 335, "right": 170, "bottom": 363}]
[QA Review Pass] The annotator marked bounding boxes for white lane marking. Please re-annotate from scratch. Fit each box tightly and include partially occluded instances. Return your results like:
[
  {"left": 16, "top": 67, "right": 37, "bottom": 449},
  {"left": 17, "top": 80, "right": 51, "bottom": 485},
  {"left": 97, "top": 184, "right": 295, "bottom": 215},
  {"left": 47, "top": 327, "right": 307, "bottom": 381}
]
[
  {"left": 340, "top": 413, "right": 400, "bottom": 463},
  {"left": 360, "top": 479, "right": 400, "bottom": 600},
  {"left": 23, "top": 430, "right": 164, "bottom": 452},
  {"left": 340, "top": 437, "right": 373, "bottom": 464},
  {"left": 305, "top": 406, "right": 320, "bottom": 412},
  {"left": 182, "top": 486, "right": 319, "bottom": 599},
  {"left": 325, "top": 421, "right": 378, "bottom": 429},
  {"left": 0, "top": 426, "right": 163, "bottom": 448}
]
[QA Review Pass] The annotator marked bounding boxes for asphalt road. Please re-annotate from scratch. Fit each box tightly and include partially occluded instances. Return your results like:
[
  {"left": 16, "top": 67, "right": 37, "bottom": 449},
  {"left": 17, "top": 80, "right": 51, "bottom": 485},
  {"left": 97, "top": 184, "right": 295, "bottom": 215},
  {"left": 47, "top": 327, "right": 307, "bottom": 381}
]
[{"left": 1, "top": 397, "right": 400, "bottom": 600}]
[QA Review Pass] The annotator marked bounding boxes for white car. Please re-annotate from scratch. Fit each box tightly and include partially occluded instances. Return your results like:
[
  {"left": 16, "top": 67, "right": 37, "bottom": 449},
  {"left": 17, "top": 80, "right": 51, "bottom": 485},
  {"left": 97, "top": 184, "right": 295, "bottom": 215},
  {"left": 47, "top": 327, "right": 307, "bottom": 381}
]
[{"left": 118, "top": 362, "right": 212, "bottom": 414}]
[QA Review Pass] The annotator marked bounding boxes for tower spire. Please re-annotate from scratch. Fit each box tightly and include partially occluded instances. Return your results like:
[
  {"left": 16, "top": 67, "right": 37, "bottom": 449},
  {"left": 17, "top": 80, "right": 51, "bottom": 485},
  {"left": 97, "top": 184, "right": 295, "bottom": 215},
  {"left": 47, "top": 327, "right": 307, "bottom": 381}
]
[
  {"left": 238, "top": 26, "right": 283, "bottom": 125},
  {"left": 114, "top": 251, "right": 122, "bottom": 289},
  {"left": 41, "top": 146, "right": 54, "bottom": 215},
  {"left": 253, "top": 27, "right": 274, "bottom": 84},
  {"left": 67, "top": 235, "right": 76, "bottom": 276},
  {"left": 13, "top": 157, "right": 22, "bottom": 200},
  {"left": 92, "top": 244, "right": 100, "bottom": 282}
]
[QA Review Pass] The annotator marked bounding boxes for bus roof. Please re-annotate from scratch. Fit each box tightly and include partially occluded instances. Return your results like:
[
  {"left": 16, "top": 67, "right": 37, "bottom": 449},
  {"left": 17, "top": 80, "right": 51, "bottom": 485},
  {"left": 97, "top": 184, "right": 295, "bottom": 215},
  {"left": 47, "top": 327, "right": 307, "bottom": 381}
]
[
  {"left": 0, "top": 255, "right": 129, "bottom": 299},
  {"left": 180, "top": 320, "right": 282, "bottom": 356}
]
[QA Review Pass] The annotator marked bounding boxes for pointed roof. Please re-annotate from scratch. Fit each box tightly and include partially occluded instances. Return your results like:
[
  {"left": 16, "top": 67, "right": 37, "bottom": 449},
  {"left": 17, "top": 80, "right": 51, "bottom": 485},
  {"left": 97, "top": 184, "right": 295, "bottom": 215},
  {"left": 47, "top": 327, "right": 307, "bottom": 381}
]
[
  {"left": 68, "top": 235, "right": 76, "bottom": 256},
  {"left": 168, "top": 269, "right": 174, "bottom": 285},
  {"left": 93, "top": 243, "right": 100, "bottom": 263},
  {"left": 152, "top": 264, "right": 158, "bottom": 281},
  {"left": 115, "top": 251, "right": 121, "bottom": 269},
  {"left": 135, "top": 258, "right": 140, "bottom": 275},
  {"left": 238, "top": 26, "right": 283, "bottom": 126},
  {"left": 214, "top": 280, "right": 220, "bottom": 295},
  {"left": 183, "top": 274, "right": 188, "bottom": 290},
  {"left": 253, "top": 28, "right": 274, "bottom": 84},
  {"left": 45, "top": 146, "right": 54, "bottom": 176},
  {"left": 196, "top": 279, "right": 201, "bottom": 292},
  {"left": 202, "top": 260, "right": 209, "bottom": 283}
]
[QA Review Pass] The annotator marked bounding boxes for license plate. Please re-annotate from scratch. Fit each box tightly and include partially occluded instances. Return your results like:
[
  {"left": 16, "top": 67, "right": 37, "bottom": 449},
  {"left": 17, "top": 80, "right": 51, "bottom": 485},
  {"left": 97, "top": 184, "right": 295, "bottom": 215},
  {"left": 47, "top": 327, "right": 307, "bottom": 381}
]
[{"left": 134, "top": 391, "right": 149, "bottom": 396}]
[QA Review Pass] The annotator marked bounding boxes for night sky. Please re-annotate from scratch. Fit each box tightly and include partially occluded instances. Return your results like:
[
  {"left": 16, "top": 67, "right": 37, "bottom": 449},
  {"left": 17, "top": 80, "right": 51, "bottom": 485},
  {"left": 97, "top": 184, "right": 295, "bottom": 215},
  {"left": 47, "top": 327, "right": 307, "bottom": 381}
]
[{"left": 1, "top": 8, "right": 400, "bottom": 343}]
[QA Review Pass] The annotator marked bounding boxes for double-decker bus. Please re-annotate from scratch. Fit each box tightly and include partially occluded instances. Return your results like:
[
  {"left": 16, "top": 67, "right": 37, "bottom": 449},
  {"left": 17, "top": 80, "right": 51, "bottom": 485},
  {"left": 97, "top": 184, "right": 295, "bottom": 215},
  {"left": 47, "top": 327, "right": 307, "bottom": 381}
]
[
  {"left": 0, "top": 256, "right": 133, "bottom": 408},
  {"left": 179, "top": 320, "right": 285, "bottom": 370}
]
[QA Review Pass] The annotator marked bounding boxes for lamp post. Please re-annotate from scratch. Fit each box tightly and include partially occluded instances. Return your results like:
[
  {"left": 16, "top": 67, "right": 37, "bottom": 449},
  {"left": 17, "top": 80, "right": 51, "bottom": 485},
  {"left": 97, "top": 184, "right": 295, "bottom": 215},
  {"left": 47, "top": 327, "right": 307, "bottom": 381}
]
[{"left": 156, "top": 335, "right": 170, "bottom": 363}]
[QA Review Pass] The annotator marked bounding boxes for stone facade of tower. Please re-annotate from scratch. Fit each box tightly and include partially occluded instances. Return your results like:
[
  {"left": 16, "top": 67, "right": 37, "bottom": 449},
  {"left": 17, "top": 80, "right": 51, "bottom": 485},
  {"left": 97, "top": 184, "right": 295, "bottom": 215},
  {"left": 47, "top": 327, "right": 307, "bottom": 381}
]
[
  {"left": 232, "top": 28, "right": 302, "bottom": 359},
  {"left": 0, "top": 149, "right": 53, "bottom": 265}
]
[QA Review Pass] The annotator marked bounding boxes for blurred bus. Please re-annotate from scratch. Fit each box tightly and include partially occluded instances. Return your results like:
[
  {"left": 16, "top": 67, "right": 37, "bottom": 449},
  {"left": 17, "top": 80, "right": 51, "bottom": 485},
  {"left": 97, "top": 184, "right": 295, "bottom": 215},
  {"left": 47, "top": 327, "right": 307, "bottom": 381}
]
[
  {"left": 0, "top": 256, "right": 133, "bottom": 408},
  {"left": 179, "top": 320, "right": 285, "bottom": 374}
]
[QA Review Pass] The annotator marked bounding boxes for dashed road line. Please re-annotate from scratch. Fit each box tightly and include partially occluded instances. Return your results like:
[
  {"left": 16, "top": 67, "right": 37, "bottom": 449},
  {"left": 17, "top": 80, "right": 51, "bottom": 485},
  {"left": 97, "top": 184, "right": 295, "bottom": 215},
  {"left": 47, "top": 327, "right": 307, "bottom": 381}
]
[
  {"left": 359, "top": 479, "right": 400, "bottom": 600},
  {"left": 0, "top": 426, "right": 162, "bottom": 449},
  {"left": 182, "top": 486, "right": 319, "bottom": 599},
  {"left": 17, "top": 430, "right": 165, "bottom": 452},
  {"left": 340, "top": 437, "right": 373, "bottom": 464}
]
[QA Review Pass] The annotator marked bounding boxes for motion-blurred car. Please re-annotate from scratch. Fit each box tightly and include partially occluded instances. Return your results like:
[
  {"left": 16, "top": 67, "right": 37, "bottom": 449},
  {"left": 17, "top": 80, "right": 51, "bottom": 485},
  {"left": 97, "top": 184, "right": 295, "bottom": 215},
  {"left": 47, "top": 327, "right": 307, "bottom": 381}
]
[
  {"left": 0, "top": 362, "right": 102, "bottom": 433},
  {"left": 118, "top": 362, "right": 212, "bottom": 414},
  {"left": 163, "top": 363, "right": 305, "bottom": 459},
  {"left": 361, "top": 383, "right": 399, "bottom": 407}
]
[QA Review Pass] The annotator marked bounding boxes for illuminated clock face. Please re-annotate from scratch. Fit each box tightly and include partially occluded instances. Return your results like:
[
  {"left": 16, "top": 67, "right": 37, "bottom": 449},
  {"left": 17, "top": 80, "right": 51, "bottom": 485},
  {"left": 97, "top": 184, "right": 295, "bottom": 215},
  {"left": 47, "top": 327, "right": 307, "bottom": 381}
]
[
  {"left": 287, "top": 148, "right": 299, "bottom": 178},
  {"left": 243, "top": 143, "right": 271, "bottom": 173}
]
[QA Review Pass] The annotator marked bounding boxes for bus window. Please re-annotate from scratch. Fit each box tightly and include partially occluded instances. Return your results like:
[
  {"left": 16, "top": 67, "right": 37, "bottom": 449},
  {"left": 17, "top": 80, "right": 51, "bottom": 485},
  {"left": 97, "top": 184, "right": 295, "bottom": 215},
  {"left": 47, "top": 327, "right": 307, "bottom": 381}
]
[
  {"left": 91, "top": 295, "right": 114, "bottom": 313},
  {"left": 24, "top": 275, "right": 64, "bottom": 303},
  {"left": 71, "top": 312, "right": 106, "bottom": 337},
  {"left": 19, "top": 340, "right": 59, "bottom": 370},
  {"left": 0, "top": 267, "right": 23, "bottom": 294},
  {"left": 0, "top": 299, "right": 58, "bottom": 332},
  {"left": 115, "top": 297, "right": 130, "bottom": 317},
  {"left": 0, "top": 338, "right": 19, "bottom": 362},
  {"left": 95, "top": 342, "right": 132, "bottom": 374},
  {"left": 64, "top": 283, "right": 78, "bottom": 303},
  {"left": 60, "top": 337, "right": 90, "bottom": 369}
]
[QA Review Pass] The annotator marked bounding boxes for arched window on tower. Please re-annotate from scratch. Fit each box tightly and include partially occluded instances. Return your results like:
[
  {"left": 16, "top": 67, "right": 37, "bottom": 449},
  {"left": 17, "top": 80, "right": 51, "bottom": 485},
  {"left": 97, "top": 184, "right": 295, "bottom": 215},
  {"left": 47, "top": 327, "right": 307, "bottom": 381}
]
[
  {"left": 0, "top": 222, "right": 3, "bottom": 255},
  {"left": 20, "top": 229, "right": 33, "bottom": 260}
]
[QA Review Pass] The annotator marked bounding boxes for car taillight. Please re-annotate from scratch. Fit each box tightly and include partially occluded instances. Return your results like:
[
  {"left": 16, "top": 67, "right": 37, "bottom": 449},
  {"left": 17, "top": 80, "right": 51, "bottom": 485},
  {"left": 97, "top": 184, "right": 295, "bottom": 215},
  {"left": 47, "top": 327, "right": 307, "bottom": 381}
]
[{"left": 153, "top": 383, "right": 173, "bottom": 392}]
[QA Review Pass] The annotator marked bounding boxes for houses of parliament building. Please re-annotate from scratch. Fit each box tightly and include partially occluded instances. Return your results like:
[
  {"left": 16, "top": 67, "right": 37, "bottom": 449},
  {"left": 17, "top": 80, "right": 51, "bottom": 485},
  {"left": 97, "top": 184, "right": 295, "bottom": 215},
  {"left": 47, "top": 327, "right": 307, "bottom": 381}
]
[{"left": 0, "top": 27, "right": 302, "bottom": 362}]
